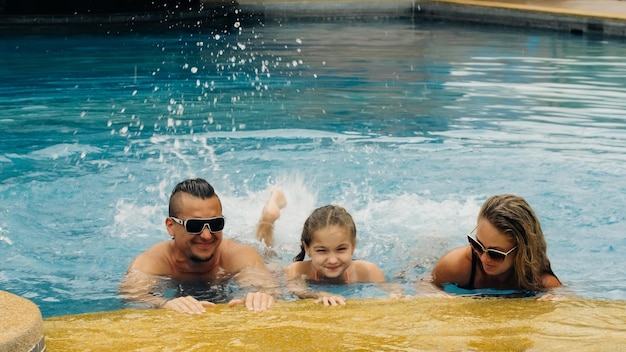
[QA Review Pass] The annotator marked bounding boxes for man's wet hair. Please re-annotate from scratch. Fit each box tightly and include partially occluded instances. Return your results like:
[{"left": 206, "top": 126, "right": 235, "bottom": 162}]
[{"left": 169, "top": 178, "right": 218, "bottom": 217}]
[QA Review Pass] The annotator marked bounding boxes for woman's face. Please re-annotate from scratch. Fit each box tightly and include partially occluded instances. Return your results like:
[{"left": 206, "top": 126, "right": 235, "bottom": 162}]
[{"left": 473, "top": 219, "right": 517, "bottom": 276}]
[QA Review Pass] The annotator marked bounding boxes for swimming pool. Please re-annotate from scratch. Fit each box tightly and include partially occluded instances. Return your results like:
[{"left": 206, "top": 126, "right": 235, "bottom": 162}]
[{"left": 1, "top": 18, "right": 625, "bottom": 318}]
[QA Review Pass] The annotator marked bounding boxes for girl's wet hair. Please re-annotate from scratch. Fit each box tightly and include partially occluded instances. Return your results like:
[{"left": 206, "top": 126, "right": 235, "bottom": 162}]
[
  {"left": 168, "top": 178, "right": 218, "bottom": 217},
  {"left": 479, "top": 194, "right": 559, "bottom": 291},
  {"left": 293, "top": 205, "right": 357, "bottom": 262}
]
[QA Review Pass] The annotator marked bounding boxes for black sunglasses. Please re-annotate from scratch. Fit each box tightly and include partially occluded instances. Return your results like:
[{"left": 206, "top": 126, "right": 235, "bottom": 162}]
[
  {"left": 467, "top": 227, "right": 517, "bottom": 262},
  {"left": 170, "top": 216, "right": 225, "bottom": 234}
]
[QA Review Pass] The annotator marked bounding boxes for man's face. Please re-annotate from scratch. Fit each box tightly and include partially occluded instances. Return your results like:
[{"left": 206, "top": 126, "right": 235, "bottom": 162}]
[{"left": 167, "top": 193, "right": 223, "bottom": 262}]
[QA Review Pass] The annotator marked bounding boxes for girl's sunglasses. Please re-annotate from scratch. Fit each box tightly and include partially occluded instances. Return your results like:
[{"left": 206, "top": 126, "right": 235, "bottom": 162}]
[
  {"left": 170, "top": 216, "right": 225, "bottom": 234},
  {"left": 467, "top": 230, "right": 517, "bottom": 262}
]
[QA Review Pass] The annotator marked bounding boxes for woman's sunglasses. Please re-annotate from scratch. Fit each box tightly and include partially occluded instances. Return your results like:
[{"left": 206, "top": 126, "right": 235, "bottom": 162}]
[
  {"left": 467, "top": 228, "right": 517, "bottom": 262},
  {"left": 170, "top": 216, "right": 225, "bottom": 234}
]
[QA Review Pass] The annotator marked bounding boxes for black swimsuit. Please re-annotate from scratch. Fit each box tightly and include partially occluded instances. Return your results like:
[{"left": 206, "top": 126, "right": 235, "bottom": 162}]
[{"left": 458, "top": 251, "right": 538, "bottom": 298}]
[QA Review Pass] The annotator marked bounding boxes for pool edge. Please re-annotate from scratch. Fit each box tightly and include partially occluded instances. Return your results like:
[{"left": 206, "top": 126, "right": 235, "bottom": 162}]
[
  {"left": 0, "top": 291, "right": 46, "bottom": 352},
  {"left": 413, "top": 0, "right": 626, "bottom": 37},
  {"left": 238, "top": 0, "right": 626, "bottom": 37},
  {"left": 1, "top": 0, "right": 626, "bottom": 37}
]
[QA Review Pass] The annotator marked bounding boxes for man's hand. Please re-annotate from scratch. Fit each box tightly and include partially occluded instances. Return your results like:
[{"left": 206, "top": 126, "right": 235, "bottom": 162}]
[
  {"left": 162, "top": 296, "right": 216, "bottom": 314},
  {"left": 228, "top": 291, "right": 275, "bottom": 312}
]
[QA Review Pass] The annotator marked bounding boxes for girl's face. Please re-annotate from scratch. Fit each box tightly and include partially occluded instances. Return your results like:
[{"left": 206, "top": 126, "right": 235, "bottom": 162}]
[
  {"left": 474, "top": 219, "right": 517, "bottom": 276},
  {"left": 304, "top": 225, "right": 355, "bottom": 280}
]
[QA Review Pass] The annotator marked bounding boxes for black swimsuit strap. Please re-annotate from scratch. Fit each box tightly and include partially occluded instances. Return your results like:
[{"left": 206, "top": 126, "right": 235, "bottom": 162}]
[{"left": 464, "top": 250, "right": 478, "bottom": 290}]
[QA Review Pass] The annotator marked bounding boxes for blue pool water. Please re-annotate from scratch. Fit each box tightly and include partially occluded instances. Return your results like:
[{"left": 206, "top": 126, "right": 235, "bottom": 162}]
[{"left": 1, "top": 19, "right": 625, "bottom": 318}]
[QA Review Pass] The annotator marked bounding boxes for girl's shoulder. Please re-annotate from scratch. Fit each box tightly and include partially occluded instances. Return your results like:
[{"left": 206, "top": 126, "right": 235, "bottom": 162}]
[
  {"left": 351, "top": 260, "right": 386, "bottom": 283},
  {"left": 352, "top": 259, "right": 380, "bottom": 270}
]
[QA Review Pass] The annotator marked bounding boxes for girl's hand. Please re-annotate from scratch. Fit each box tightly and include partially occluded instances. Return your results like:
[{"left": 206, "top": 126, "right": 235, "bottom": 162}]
[{"left": 315, "top": 293, "right": 346, "bottom": 306}]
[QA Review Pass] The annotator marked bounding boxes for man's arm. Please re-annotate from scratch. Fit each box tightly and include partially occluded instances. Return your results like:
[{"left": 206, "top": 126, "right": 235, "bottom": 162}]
[
  {"left": 119, "top": 243, "right": 172, "bottom": 307},
  {"left": 118, "top": 268, "right": 169, "bottom": 308},
  {"left": 120, "top": 243, "right": 215, "bottom": 314},
  {"left": 224, "top": 241, "right": 279, "bottom": 311},
  {"left": 119, "top": 268, "right": 216, "bottom": 314}
]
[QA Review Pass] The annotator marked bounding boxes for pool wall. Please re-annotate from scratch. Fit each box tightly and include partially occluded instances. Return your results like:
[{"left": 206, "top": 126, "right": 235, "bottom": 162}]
[
  {"left": 1, "top": 0, "right": 625, "bottom": 37},
  {"left": 236, "top": 0, "right": 626, "bottom": 37},
  {"left": 415, "top": 0, "right": 626, "bottom": 36}
]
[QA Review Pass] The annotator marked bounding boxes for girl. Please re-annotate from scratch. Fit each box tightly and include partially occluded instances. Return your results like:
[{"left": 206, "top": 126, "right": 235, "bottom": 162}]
[{"left": 257, "top": 190, "right": 386, "bottom": 305}]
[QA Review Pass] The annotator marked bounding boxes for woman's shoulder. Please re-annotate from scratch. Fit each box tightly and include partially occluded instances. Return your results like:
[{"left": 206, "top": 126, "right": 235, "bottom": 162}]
[
  {"left": 541, "top": 272, "right": 562, "bottom": 288},
  {"left": 437, "top": 246, "right": 472, "bottom": 265},
  {"left": 431, "top": 246, "right": 474, "bottom": 286}
]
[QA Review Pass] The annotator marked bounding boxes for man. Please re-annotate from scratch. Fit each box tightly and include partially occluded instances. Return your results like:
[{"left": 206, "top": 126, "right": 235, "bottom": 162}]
[{"left": 120, "top": 178, "right": 278, "bottom": 314}]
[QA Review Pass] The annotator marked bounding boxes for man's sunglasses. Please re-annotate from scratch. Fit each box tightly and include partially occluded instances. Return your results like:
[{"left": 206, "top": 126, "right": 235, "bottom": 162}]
[
  {"left": 170, "top": 216, "right": 225, "bottom": 234},
  {"left": 467, "top": 228, "right": 517, "bottom": 262}
]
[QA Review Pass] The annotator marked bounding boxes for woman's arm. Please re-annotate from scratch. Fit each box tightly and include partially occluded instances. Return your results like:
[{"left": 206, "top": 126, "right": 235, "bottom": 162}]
[{"left": 541, "top": 272, "right": 562, "bottom": 289}]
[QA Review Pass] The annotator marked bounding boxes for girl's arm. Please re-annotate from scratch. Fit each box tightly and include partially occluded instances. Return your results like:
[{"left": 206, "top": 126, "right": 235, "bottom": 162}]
[{"left": 285, "top": 262, "right": 346, "bottom": 306}]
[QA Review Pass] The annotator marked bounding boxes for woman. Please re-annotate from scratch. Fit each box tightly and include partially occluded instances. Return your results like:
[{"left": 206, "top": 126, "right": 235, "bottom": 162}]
[{"left": 431, "top": 194, "right": 561, "bottom": 292}]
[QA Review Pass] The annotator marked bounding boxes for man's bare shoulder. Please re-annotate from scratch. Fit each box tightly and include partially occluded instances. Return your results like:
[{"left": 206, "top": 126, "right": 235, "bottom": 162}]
[
  {"left": 218, "top": 239, "right": 264, "bottom": 271},
  {"left": 219, "top": 238, "right": 256, "bottom": 254},
  {"left": 128, "top": 241, "right": 173, "bottom": 276}
]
